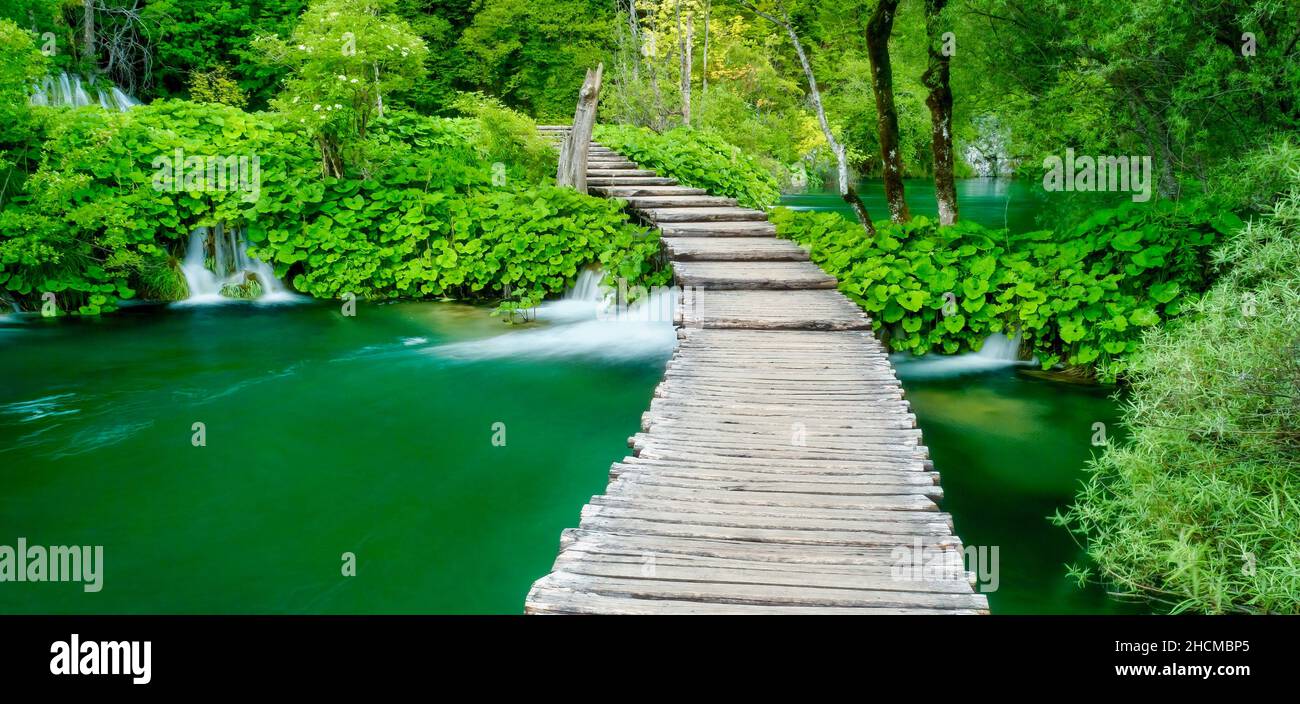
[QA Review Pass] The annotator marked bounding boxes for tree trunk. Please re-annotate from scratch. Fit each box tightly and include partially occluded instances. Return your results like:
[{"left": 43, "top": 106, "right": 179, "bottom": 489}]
[
  {"left": 677, "top": 1, "right": 692, "bottom": 126},
  {"left": 83, "top": 0, "right": 95, "bottom": 62},
  {"left": 866, "top": 0, "right": 910, "bottom": 223},
  {"left": 701, "top": 0, "right": 710, "bottom": 110},
  {"left": 743, "top": 1, "right": 875, "bottom": 238},
  {"left": 557, "top": 63, "right": 604, "bottom": 194},
  {"left": 628, "top": 0, "right": 641, "bottom": 80},
  {"left": 922, "top": 0, "right": 957, "bottom": 225}
]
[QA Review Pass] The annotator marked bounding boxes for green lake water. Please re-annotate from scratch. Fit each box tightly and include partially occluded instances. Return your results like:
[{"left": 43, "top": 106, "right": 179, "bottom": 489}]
[
  {"left": 782, "top": 177, "right": 1042, "bottom": 232},
  {"left": 0, "top": 296, "right": 673, "bottom": 614}
]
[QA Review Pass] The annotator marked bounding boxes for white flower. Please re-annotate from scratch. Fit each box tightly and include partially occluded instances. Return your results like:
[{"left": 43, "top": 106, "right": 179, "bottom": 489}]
[
  {"left": 334, "top": 104, "right": 342, "bottom": 109},
  {"left": 291, "top": 96, "right": 300, "bottom": 104},
  {"left": 313, "top": 104, "right": 321, "bottom": 111},
  {"left": 297, "top": 44, "right": 306, "bottom": 50},
  {"left": 350, "top": 78, "right": 358, "bottom": 84}
]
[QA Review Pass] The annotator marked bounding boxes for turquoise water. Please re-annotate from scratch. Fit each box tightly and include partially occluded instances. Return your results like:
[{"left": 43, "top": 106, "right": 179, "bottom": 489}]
[
  {"left": 781, "top": 177, "right": 1042, "bottom": 232},
  {"left": 0, "top": 298, "right": 672, "bottom": 614}
]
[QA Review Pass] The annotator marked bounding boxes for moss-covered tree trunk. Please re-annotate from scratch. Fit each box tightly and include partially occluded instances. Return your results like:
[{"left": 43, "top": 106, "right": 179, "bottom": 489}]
[
  {"left": 922, "top": 0, "right": 957, "bottom": 225},
  {"left": 82, "top": 0, "right": 95, "bottom": 62},
  {"left": 866, "top": 0, "right": 910, "bottom": 223}
]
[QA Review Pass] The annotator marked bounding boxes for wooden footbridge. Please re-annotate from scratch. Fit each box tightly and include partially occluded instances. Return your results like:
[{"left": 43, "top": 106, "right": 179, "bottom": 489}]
[{"left": 526, "top": 124, "right": 988, "bottom": 614}]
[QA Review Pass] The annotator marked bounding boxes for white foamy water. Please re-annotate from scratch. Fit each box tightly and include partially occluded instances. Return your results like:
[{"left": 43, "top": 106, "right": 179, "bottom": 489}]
[
  {"left": 176, "top": 223, "right": 301, "bottom": 306},
  {"left": 30, "top": 72, "right": 138, "bottom": 111},
  {"left": 893, "top": 333, "right": 1033, "bottom": 380},
  {"left": 435, "top": 268, "right": 678, "bottom": 362}
]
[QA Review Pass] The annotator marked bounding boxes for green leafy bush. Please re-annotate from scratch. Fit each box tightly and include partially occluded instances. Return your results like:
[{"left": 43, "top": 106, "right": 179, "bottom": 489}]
[
  {"left": 594, "top": 124, "right": 781, "bottom": 209},
  {"left": 773, "top": 200, "right": 1236, "bottom": 378},
  {"left": 0, "top": 100, "right": 292, "bottom": 314},
  {"left": 0, "top": 98, "right": 664, "bottom": 316},
  {"left": 1060, "top": 189, "right": 1300, "bottom": 613}
]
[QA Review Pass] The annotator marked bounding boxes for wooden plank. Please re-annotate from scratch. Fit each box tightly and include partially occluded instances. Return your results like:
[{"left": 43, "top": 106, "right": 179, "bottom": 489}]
[
  {"left": 658, "top": 220, "right": 778, "bottom": 236},
  {"left": 622, "top": 195, "right": 740, "bottom": 209},
  {"left": 641, "top": 206, "right": 770, "bottom": 223},
  {"left": 662, "top": 237, "right": 806, "bottom": 261},
  {"left": 587, "top": 176, "right": 679, "bottom": 186},
  {"left": 590, "top": 185, "right": 708, "bottom": 197},
  {"left": 672, "top": 261, "right": 838, "bottom": 290}
]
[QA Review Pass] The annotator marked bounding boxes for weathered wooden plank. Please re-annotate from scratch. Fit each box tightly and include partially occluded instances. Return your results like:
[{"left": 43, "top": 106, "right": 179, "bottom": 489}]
[
  {"left": 663, "top": 237, "right": 807, "bottom": 262},
  {"left": 587, "top": 176, "right": 679, "bottom": 186},
  {"left": 587, "top": 168, "right": 660, "bottom": 177},
  {"left": 673, "top": 261, "right": 838, "bottom": 290},
  {"left": 658, "top": 220, "right": 778, "bottom": 237},
  {"left": 641, "top": 206, "right": 770, "bottom": 223},
  {"left": 590, "top": 185, "right": 709, "bottom": 197}
]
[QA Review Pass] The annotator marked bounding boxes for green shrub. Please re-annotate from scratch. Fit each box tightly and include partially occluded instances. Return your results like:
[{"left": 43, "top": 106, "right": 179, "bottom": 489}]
[
  {"left": 188, "top": 66, "right": 249, "bottom": 109},
  {"left": 594, "top": 124, "right": 781, "bottom": 209},
  {"left": 0, "top": 98, "right": 665, "bottom": 316},
  {"left": 1204, "top": 136, "right": 1300, "bottom": 214},
  {"left": 773, "top": 199, "right": 1236, "bottom": 379},
  {"left": 1059, "top": 190, "right": 1300, "bottom": 613}
]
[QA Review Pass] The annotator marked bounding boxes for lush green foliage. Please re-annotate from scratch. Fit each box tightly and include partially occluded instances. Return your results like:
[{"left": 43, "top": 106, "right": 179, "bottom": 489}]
[
  {"left": 0, "top": 97, "right": 660, "bottom": 316},
  {"left": 455, "top": 0, "right": 617, "bottom": 120},
  {"left": 595, "top": 123, "right": 781, "bottom": 209},
  {"left": 249, "top": 154, "right": 666, "bottom": 308},
  {"left": 142, "top": 0, "right": 309, "bottom": 107},
  {"left": 0, "top": 100, "right": 301, "bottom": 314},
  {"left": 0, "top": 18, "right": 49, "bottom": 206},
  {"left": 251, "top": 0, "right": 430, "bottom": 175},
  {"left": 1060, "top": 188, "right": 1300, "bottom": 613},
  {"left": 774, "top": 201, "right": 1237, "bottom": 378},
  {"left": 187, "top": 66, "right": 249, "bottom": 109}
]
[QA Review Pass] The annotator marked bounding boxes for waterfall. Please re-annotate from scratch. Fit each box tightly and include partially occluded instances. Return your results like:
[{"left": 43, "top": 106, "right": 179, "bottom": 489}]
[
  {"left": 30, "top": 72, "right": 138, "bottom": 112},
  {"left": 178, "top": 223, "right": 292, "bottom": 304},
  {"left": 434, "top": 267, "right": 678, "bottom": 361},
  {"left": 892, "top": 332, "right": 1032, "bottom": 380}
]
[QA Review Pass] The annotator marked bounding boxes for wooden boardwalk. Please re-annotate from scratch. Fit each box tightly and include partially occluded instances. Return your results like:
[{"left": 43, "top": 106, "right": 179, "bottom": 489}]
[{"left": 526, "top": 125, "right": 988, "bottom": 614}]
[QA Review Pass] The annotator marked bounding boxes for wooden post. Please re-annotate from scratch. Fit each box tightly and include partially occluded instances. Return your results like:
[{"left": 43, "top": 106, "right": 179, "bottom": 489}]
[{"left": 557, "top": 63, "right": 604, "bottom": 193}]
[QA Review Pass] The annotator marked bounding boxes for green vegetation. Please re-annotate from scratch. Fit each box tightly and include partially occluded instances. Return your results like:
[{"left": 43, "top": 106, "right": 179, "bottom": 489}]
[
  {"left": 595, "top": 124, "right": 781, "bottom": 208},
  {"left": 774, "top": 201, "right": 1236, "bottom": 379},
  {"left": 1060, "top": 185, "right": 1300, "bottom": 614},
  {"left": 3, "top": 0, "right": 1299, "bottom": 615},
  {"left": 0, "top": 4, "right": 666, "bottom": 316}
]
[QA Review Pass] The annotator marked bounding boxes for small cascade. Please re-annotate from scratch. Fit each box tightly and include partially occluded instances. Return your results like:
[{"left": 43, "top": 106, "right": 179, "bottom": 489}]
[
  {"left": 30, "top": 72, "right": 138, "bottom": 112},
  {"left": 893, "top": 332, "right": 1032, "bottom": 380},
  {"left": 435, "top": 267, "right": 678, "bottom": 361},
  {"left": 178, "top": 222, "right": 291, "bottom": 304}
]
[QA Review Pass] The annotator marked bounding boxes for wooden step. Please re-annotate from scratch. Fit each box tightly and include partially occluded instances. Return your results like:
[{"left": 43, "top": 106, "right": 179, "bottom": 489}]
[
  {"left": 673, "top": 261, "right": 838, "bottom": 290},
  {"left": 624, "top": 195, "right": 739, "bottom": 209},
  {"left": 588, "top": 177, "right": 679, "bottom": 186},
  {"left": 681, "top": 289, "right": 872, "bottom": 331},
  {"left": 642, "top": 207, "right": 769, "bottom": 223},
  {"left": 588, "top": 169, "right": 659, "bottom": 177},
  {"left": 662, "top": 237, "right": 808, "bottom": 262},
  {"left": 591, "top": 185, "right": 709, "bottom": 198},
  {"left": 659, "top": 221, "right": 778, "bottom": 237}
]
